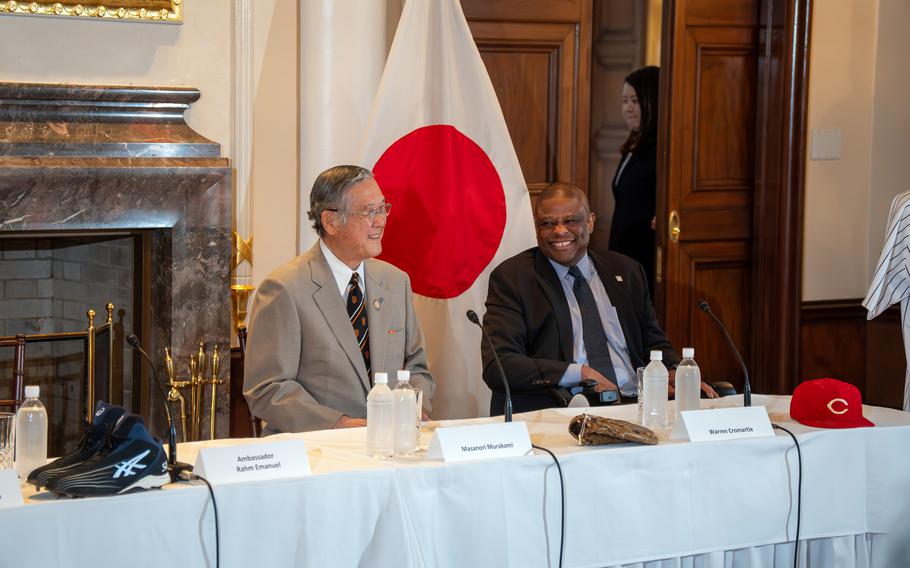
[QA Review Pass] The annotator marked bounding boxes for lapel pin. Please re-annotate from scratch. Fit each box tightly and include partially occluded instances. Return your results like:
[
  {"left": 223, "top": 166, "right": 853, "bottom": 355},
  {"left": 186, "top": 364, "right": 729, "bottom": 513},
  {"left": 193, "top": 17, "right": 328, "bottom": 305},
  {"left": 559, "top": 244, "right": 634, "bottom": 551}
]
[
  {"left": 373, "top": 298, "right": 384, "bottom": 310},
  {"left": 615, "top": 275, "right": 623, "bottom": 282}
]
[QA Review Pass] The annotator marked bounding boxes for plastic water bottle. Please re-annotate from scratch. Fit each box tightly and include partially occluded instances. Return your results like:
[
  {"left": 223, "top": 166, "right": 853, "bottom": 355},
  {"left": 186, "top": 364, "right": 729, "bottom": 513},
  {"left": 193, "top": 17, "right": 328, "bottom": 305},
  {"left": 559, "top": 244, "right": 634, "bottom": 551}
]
[
  {"left": 392, "top": 370, "right": 417, "bottom": 456},
  {"left": 675, "top": 348, "right": 702, "bottom": 424},
  {"left": 366, "top": 373, "right": 394, "bottom": 458},
  {"left": 15, "top": 385, "right": 47, "bottom": 479},
  {"left": 641, "top": 351, "right": 669, "bottom": 428}
]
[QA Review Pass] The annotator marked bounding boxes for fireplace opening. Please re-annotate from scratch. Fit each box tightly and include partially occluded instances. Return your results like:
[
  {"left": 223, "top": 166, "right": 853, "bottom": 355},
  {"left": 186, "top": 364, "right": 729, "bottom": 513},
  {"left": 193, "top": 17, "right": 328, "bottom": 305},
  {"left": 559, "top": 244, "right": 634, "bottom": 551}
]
[{"left": 0, "top": 233, "right": 141, "bottom": 456}]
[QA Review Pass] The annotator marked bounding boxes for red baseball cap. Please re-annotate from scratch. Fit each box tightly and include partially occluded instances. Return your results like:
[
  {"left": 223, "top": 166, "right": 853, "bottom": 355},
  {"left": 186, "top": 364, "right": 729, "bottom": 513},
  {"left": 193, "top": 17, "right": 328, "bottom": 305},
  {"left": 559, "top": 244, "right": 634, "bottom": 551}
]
[{"left": 790, "top": 378, "right": 874, "bottom": 428}]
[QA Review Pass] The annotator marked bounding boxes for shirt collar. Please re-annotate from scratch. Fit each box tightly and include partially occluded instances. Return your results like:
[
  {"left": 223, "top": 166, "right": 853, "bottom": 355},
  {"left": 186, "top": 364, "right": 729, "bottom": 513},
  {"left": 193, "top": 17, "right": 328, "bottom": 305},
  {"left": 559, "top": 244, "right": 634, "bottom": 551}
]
[
  {"left": 547, "top": 252, "right": 594, "bottom": 282},
  {"left": 320, "top": 239, "right": 366, "bottom": 296}
]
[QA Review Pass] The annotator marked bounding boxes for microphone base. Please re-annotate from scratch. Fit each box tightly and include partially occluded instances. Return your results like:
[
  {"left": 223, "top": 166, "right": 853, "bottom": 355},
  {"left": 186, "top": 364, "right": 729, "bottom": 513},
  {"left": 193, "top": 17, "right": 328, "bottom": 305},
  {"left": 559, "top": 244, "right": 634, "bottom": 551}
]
[{"left": 168, "top": 460, "right": 193, "bottom": 483}]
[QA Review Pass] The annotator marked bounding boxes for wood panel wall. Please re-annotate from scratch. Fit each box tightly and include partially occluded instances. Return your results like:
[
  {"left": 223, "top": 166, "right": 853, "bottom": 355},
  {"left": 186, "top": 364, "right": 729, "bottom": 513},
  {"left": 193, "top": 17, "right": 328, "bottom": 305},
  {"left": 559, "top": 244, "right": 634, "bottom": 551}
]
[
  {"left": 587, "top": 0, "right": 648, "bottom": 252},
  {"left": 800, "top": 300, "right": 905, "bottom": 409},
  {"left": 462, "top": 0, "right": 592, "bottom": 200}
]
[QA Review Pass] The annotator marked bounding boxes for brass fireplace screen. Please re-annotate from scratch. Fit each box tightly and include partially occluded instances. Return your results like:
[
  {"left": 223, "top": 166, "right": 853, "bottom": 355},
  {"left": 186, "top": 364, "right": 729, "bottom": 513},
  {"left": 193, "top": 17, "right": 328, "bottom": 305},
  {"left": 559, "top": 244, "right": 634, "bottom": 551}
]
[{"left": 0, "top": 303, "right": 123, "bottom": 422}]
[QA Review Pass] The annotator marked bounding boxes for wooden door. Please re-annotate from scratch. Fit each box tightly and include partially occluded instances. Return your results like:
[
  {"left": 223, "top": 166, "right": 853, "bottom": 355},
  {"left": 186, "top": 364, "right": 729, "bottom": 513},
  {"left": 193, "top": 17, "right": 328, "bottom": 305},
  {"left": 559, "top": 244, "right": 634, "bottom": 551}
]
[
  {"left": 462, "top": 0, "right": 592, "bottom": 201},
  {"left": 659, "top": 0, "right": 760, "bottom": 389},
  {"left": 658, "top": 0, "right": 810, "bottom": 394}
]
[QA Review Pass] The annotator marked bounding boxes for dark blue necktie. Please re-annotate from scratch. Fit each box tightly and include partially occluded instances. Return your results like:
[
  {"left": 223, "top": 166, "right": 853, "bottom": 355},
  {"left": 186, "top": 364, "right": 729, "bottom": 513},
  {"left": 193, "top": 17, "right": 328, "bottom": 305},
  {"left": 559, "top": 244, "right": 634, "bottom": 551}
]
[
  {"left": 347, "top": 273, "right": 370, "bottom": 378},
  {"left": 568, "top": 265, "right": 617, "bottom": 385}
]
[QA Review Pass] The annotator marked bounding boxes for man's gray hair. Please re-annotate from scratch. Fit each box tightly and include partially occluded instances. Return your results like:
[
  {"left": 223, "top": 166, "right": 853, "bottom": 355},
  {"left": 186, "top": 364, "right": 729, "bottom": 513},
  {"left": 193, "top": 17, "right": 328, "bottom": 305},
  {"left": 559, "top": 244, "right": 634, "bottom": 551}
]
[{"left": 307, "top": 165, "right": 374, "bottom": 238}]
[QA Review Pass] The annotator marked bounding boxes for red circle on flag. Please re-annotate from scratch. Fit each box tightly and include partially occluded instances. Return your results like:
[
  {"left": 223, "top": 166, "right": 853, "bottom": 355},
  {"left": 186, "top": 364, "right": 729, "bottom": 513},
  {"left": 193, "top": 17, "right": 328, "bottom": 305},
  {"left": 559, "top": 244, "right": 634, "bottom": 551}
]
[{"left": 373, "top": 124, "right": 506, "bottom": 299}]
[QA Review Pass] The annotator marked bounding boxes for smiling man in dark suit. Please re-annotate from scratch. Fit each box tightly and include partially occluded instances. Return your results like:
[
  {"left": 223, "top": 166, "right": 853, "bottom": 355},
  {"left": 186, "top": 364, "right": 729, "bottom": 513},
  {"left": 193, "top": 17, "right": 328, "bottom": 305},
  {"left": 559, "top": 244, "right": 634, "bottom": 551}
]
[{"left": 481, "top": 182, "right": 715, "bottom": 414}]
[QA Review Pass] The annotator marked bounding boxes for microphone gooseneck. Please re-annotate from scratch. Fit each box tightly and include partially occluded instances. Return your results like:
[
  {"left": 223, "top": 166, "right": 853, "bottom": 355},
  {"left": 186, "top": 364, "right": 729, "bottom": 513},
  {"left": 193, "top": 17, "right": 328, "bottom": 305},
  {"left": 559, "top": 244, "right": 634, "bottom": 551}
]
[
  {"left": 127, "top": 334, "right": 192, "bottom": 481},
  {"left": 466, "top": 309, "right": 512, "bottom": 422},
  {"left": 697, "top": 300, "right": 752, "bottom": 406}
]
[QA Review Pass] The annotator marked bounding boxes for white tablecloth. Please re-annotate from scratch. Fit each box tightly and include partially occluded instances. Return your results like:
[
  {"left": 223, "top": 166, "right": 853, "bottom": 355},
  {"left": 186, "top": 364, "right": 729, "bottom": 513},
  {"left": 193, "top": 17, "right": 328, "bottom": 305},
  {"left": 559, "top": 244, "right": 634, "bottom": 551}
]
[{"left": 2, "top": 395, "right": 909, "bottom": 568}]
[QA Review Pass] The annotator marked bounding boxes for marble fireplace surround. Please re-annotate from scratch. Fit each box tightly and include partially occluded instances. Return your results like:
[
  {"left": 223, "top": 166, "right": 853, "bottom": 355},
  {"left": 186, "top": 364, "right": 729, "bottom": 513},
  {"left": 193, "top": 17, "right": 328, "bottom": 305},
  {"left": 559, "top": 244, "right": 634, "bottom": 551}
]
[{"left": 0, "top": 82, "right": 232, "bottom": 438}]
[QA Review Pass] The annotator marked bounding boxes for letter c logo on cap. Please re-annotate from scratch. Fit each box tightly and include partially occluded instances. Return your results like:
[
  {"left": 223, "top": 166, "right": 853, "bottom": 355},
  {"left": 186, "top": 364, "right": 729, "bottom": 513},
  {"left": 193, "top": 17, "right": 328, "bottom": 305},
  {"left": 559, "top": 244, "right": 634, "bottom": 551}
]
[{"left": 827, "top": 398, "right": 849, "bottom": 415}]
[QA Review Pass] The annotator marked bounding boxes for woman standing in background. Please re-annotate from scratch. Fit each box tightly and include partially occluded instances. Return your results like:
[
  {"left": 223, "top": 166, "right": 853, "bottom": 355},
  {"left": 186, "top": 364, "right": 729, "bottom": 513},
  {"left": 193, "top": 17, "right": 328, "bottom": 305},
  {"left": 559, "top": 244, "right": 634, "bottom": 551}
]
[{"left": 609, "top": 66, "right": 659, "bottom": 296}]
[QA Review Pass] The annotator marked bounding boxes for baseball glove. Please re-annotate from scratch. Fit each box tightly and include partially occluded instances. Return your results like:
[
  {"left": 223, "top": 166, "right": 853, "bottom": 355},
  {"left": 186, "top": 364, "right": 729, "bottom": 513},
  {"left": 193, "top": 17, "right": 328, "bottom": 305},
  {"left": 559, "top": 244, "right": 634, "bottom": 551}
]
[{"left": 568, "top": 414, "right": 659, "bottom": 446}]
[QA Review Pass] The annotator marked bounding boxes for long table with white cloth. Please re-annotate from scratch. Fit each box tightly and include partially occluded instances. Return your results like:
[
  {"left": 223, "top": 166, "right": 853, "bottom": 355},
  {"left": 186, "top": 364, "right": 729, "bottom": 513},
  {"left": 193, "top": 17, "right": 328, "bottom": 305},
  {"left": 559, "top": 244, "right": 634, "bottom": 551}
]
[{"left": 3, "top": 394, "right": 909, "bottom": 567}]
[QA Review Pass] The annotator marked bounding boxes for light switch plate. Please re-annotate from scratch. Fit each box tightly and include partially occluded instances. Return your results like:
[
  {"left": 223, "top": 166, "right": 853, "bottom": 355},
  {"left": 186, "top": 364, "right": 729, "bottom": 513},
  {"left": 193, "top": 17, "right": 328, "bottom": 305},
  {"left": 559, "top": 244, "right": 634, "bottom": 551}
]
[{"left": 811, "top": 129, "right": 842, "bottom": 160}]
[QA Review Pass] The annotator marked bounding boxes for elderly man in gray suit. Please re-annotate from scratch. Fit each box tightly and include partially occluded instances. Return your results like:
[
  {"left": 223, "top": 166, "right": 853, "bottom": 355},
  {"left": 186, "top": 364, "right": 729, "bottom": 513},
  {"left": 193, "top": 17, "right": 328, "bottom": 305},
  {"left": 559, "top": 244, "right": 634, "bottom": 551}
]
[{"left": 244, "top": 165, "right": 434, "bottom": 433}]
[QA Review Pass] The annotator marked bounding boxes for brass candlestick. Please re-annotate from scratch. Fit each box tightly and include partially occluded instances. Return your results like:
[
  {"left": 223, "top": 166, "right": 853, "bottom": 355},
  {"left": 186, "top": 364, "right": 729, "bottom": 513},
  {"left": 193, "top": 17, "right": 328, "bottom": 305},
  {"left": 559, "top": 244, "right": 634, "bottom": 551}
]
[{"left": 231, "top": 285, "right": 255, "bottom": 334}]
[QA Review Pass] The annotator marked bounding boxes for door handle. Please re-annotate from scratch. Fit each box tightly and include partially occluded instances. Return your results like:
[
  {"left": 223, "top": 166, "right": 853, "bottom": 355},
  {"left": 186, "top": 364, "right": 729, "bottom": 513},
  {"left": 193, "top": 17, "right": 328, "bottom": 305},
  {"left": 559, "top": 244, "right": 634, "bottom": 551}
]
[{"left": 669, "top": 210, "right": 680, "bottom": 242}]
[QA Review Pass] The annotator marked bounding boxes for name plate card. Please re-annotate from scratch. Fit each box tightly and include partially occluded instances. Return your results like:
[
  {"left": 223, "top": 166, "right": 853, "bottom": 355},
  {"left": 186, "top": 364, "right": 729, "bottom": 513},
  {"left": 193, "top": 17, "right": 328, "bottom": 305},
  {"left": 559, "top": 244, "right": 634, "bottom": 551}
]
[
  {"left": 0, "top": 469, "right": 23, "bottom": 509},
  {"left": 680, "top": 406, "right": 775, "bottom": 442},
  {"left": 427, "top": 421, "right": 532, "bottom": 462},
  {"left": 193, "top": 439, "right": 311, "bottom": 485}
]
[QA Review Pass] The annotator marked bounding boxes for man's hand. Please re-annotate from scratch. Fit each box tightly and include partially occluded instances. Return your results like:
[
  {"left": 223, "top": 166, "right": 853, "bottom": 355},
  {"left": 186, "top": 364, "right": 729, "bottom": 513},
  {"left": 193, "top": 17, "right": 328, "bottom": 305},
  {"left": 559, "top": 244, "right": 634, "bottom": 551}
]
[
  {"left": 334, "top": 416, "right": 367, "bottom": 429},
  {"left": 700, "top": 382, "right": 719, "bottom": 399},
  {"left": 580, "top": 365, "right": 618, "bottom": 393}
]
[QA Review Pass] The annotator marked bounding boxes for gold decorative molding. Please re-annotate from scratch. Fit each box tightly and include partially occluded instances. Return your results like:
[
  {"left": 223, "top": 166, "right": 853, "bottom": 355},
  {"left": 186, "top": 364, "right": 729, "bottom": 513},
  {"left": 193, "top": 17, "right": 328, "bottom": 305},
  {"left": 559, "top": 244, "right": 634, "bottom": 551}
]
[
  {"left": 0, "top": 0, "right": 182, "bottom": 23},
  {"left": 231, "top": 231, "right": 253, "bottom": 270}
]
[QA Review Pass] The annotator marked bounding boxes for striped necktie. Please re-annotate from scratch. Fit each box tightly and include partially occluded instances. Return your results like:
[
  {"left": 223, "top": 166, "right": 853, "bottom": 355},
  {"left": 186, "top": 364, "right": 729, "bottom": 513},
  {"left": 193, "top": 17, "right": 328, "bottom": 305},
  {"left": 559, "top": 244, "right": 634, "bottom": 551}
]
[
  {"left": 347, "top": 273, "right": 371, "bottom": 377},
  {"left": 567, "top": 265, "right": 618, "bottom": 385}
]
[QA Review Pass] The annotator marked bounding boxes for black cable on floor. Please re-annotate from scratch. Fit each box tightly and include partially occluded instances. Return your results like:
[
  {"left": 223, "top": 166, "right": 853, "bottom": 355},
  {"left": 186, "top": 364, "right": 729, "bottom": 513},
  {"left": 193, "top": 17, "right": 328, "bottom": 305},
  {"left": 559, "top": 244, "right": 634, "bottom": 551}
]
[
  {"left": 772, "top": 424, "right": 802, "bottom": 568},
  {"left": 532, "top": 444, "right": 565, "bottom": 568},
  {"left": 182, "top": 471, "right": 220, "bottom": 568}
]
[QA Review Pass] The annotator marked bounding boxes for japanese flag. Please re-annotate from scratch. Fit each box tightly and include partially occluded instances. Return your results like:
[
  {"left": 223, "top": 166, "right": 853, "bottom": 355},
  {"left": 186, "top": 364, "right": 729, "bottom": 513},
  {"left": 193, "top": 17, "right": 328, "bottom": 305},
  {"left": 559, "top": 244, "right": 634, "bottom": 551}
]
[{"left": 359, "top": 0, "right": 535, "bottom": 418}]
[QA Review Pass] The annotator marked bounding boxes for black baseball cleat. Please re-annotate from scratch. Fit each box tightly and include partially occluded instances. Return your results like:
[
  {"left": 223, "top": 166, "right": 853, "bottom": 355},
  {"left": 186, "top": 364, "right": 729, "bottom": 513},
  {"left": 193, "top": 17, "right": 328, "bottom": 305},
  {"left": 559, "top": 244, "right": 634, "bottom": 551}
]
[
  {"left": 29, "top": 401, "right": 127, "bottom": 490},
  {"left": 51, "top": 414, "right": 169, "bottom": 498},
  {"left": 44, "top": 413, "right": 146, "bottom": 494}
]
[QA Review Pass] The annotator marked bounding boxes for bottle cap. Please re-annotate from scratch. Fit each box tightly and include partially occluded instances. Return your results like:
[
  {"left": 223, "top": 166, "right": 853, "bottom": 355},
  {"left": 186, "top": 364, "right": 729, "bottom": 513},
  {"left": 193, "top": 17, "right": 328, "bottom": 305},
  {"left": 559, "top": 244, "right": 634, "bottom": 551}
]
[
  {"left": 374, "top": 372, "right": 388, "bottom": 384},
  {"left": 649, "top": 350, "right": 662, "bottom": 361},
  {"left": 682, "top": 347, "right": 694, "bottom": 358},
  {"left": 24, "top": 385, "right": 39, "bottom": 398},
  {"left": 397, "top": 370, "right": 411, "bottom": 382}
]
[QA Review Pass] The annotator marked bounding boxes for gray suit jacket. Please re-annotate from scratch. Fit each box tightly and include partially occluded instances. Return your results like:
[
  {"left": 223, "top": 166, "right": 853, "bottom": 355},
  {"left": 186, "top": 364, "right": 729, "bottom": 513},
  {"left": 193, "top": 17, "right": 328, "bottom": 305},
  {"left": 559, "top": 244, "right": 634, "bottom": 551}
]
[{"left": 243, "top": 242, "right": 434, "bottom": 433}]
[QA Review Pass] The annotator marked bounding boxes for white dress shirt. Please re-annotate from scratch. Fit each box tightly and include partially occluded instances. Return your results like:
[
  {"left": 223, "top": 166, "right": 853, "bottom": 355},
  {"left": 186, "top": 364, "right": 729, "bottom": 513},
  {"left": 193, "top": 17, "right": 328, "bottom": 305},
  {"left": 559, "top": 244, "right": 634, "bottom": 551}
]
[
  {"left": 548, "top": 255, "right": 638, "bottom": 397},
  {"left": 320, "top": 240, "right": 367, "bottom": 299}
]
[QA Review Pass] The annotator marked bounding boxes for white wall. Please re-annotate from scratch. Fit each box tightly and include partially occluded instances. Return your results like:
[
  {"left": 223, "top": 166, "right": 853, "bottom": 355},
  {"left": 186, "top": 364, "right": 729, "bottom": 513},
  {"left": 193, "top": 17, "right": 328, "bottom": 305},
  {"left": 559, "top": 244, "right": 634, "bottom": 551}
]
[
  {"left": 867, "top": 0, "right": 910, "bottom": 279},
  {"left": 249, "top": 0, "right": 299, "bottom": 286},
  {"left": 0, "top": 0, "right": 233, "bottom": 156},
  {"left": 803, "top": 0, "right": 910, "bottom": 301},
  {"left": 802, "top": 0, "right": 877, "bottom": 301}
]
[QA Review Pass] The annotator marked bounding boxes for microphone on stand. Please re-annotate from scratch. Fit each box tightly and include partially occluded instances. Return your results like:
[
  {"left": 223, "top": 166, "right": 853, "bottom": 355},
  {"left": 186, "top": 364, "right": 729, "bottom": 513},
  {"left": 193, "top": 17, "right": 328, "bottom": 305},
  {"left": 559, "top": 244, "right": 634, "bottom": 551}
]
[
  {"left": 127, "top": 334, "right": 192, "bottom": 481},
  {"left": 697, "top": 300, "right": 752, "bottom": 407},
  {"left": 466, "top": 309, "right": 512, "bottom": 422}
]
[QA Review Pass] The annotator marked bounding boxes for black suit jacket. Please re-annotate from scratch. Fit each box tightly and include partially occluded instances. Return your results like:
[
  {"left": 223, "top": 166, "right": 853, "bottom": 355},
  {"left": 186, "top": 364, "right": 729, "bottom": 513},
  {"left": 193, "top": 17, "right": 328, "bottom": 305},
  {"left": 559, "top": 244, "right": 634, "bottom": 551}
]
[
  {"left": 481, "top": 247, "right": 679, "bottom": 414},
  {"left": 609, "top": 142, "right": 657, "bottom": 292}
]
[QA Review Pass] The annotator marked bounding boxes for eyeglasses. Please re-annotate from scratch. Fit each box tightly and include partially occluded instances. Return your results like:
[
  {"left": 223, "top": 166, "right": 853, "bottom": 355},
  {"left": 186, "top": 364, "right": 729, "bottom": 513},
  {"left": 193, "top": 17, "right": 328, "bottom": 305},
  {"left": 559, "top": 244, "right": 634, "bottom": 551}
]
[
  {"left": 329, "top": 202, "right": 392, "bottom": 223},
  {"left": 536, "top": 215, "right": 586, "bottom": 231}
]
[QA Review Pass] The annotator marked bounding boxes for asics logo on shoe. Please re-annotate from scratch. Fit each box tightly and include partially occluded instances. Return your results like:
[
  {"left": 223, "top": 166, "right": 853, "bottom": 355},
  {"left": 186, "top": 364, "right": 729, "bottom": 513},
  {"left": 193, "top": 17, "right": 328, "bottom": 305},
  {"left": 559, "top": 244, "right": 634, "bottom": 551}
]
[
  {"left": 113, "top": 449, "right": 150, "bottom": 479},
  {"left": 95, "top": 408, "right": 105, "bottom": 417}
]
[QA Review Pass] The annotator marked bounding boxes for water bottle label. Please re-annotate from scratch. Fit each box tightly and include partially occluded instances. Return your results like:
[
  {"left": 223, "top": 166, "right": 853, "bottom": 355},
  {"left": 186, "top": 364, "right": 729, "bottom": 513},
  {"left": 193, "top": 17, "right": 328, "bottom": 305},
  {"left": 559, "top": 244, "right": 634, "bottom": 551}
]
[{"left": 0, "top": 470, "right": 24, "bottom": 509}]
